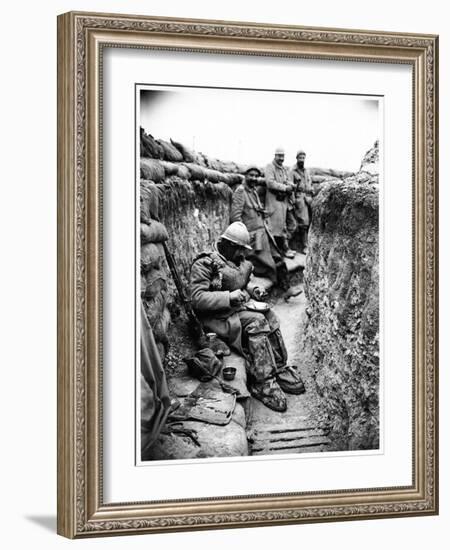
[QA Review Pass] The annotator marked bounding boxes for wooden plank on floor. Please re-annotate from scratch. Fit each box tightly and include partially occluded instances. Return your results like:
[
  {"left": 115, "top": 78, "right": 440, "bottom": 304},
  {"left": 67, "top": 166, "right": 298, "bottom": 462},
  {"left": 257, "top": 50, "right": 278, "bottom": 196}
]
[
  {"left": 250, "top": 428, "right": 327, "bottom": 443},
  {"left": 252, "top": 434, "right": 330, "bottom": 451}
]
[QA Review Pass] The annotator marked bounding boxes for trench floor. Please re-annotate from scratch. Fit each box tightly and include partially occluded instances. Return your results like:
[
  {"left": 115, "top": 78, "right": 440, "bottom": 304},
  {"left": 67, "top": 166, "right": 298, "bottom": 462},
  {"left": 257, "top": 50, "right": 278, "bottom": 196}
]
[
  {"left": 247, "top": 291, "right": 331, "bottom": 455},
  {"left": 163, "top": 258, "right": 331, "bottom": 458}
]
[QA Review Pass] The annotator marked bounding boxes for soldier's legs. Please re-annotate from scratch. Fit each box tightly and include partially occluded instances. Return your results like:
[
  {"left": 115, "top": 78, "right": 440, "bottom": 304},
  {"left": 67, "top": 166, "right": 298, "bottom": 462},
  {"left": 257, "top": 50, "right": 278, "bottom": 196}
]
[
  {"left": 238, "top": 310, "right": 276, "bottom": 383},
  {"left": 299, "top": 224, "right": 309, "bottom": 254},
  {"left": 274, "top": 235, "right": 286, "bottom": 253},
  {"left": 238, "top": 310, "right": 287, "bottom": 411},
  {"left": 269, "top": 240, "right": 289, "bottom": 291},
  {"left": 286, "top": 207, "right": 297, "bottom": 239},
  {"left": 260, "top": 309, "right": 288, "bottom": 368},
  {"left": 241, "top": 307, "right": 289, "bottom": 376},
  {"left": 263, "top": 309, "right": 306, "bottom": 395}
]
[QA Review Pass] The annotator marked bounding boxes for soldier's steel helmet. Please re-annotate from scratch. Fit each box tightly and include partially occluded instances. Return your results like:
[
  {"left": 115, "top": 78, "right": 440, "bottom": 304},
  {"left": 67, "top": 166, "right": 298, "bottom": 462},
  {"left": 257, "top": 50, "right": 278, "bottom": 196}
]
[
  {"left": 244, "top": 165, "right": 263, "bottom": 176},
  {"left": 220, "top": 222, "right": 252, "bottom": 250},
  {"left": 274, "top": 147, "right": 285, "bottom": 155}
]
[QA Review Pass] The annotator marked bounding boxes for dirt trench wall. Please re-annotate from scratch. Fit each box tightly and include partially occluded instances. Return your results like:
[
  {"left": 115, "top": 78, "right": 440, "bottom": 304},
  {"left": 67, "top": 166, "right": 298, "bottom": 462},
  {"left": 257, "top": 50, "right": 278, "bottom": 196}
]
[
  {"left": 158, "top": 178, "right": 232, "bottom": 303},
  {"left": 304, "top": 176, "right": 379, "bottom": 450},
  {"left": 140, "top": 177, "right": 232, "bottom": 359}
]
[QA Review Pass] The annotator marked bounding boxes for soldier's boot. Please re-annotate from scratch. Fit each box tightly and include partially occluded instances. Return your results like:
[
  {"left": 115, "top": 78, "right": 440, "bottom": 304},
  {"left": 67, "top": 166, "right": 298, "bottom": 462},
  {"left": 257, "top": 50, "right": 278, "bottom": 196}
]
[
  {"left": 269, "top": 328, "right": 306, "bottom": 395},
  {"left": 275, "top": 365, "right": 306, "bottom": 395},
  {"left": 276, "top": 235, "right": 295, "bottom": 259},
  {"left": 283, "top": 285, "right": 303, "bottom": 301},
  {"left": 283, "top": 236, "right": 296, "bottom": 259},
  {"left": 276, "top": 261, "right": 290, "bottom": 291},
  {"left": 247, "top": 331, "right": 287, "bottom": 412},
  {"left": 276, "top": 260, "right": 303, "bottom": 301},
  {"left": 250, "top": 377, "right": 287, "bottom": 412}
]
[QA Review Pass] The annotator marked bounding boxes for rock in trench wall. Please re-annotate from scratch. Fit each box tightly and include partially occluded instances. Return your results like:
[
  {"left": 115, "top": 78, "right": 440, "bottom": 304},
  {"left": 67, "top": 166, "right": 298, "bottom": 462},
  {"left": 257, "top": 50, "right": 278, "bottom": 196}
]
[{"left": 304, "top": 173, "right": 379, "bottom": 450}]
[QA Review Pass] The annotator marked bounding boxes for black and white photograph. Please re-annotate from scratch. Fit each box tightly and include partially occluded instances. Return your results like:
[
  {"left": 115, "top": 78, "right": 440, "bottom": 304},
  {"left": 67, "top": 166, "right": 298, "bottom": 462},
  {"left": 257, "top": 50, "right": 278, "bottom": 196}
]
[{"left": 138, "top": 85, "right": 381, "bottom": 462}]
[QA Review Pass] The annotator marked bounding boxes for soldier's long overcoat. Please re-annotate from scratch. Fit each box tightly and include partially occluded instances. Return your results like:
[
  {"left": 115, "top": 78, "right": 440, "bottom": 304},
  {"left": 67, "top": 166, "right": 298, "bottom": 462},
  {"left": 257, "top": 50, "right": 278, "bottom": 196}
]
[
  {"left": 230, "top": 182, "right": 278, "bottom": 282},
  {"left": 190, "top": 250, "right": 280, "bottom": 354},
  {"left": 264, "top": 160, "right": 293, "bottom": 237},
  {"left": 290, "top": 164, "right": 314, "bottom": 227}
]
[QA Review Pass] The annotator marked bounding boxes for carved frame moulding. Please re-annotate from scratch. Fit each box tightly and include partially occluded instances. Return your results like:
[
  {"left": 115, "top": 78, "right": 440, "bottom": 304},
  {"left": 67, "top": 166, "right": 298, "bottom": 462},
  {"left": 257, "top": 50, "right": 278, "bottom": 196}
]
[{"left": 57, "top": 11, "right": 438, "bottom": 538}]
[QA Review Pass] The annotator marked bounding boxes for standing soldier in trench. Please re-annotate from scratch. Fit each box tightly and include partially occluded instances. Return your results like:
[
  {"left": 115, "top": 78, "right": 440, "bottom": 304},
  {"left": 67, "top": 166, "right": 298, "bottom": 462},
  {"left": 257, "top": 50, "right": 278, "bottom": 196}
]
[
  {"left": 230, "top": 166, "right": 302, "bottom": 299},
  {"left": 264, "top": 147, "right": 297, "bottom": 260},
  {"left": 290, "top": 149, "right": 314, "bottom": 254},
  {"left": 189, "top": 221, "right": 305, "bottom": 412}
]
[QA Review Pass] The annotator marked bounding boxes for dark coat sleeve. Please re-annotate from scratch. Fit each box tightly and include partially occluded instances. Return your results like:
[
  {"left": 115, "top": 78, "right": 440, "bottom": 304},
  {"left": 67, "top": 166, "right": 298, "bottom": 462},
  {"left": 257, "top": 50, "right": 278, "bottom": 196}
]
[
  {"left": 190, "top": 257, "right": 231, "bottom": 312},
  {"left": 230, "top": 185, "right": 245, "bottom": 223}
]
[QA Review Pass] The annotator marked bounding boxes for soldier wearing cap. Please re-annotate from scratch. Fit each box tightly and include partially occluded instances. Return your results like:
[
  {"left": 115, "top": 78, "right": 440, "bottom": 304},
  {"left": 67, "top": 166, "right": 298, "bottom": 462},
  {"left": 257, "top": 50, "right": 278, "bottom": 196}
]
[
  {"left": 230, "top": 166, "right": 301, "bottom": 298},
  {"left": 290, "top": 149, "right": 314, "bottom": 254},
  {"left": 189, "top": 222, "right": 305, "bottom": 412},
  {"left": 264, "top": 147, "right": 296, "bottom": 259}
]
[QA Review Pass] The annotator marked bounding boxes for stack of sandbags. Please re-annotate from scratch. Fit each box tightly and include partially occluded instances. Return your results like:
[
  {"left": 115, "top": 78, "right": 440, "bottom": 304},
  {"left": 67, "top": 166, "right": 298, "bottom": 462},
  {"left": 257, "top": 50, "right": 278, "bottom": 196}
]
[
  {"left": 140, "top": 157, "right": 243, "bottom": 188},
  {"left": 170, "top": 138, "right": 196, "bottom": 163},
  {"left": 140, "top": 128, "right": 184, "bottom": 162},
  {"left": 140, "top": 128, "right": 164, "bottom": 159},
  {"left": 140, "top": 180, "right": 171, "bottom": 360},
  {"left": 141, "top": 129, "right": 247, "bottom": 187},
  {"left": 309, "top": 167, "right": 354, "bottom": 183},
  {"left": 140, "top": 159, "right": 166, "bottom": 183},
  {"left": 140, "top": 180, "right": 161, "bottom": 222}
]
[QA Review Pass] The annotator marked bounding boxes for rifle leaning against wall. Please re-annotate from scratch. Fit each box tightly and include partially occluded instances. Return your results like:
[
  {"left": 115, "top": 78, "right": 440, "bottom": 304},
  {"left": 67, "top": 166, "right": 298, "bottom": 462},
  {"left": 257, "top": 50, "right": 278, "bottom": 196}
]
[{"left": 160, "top": 240, "right": 205, "bottom": 342}]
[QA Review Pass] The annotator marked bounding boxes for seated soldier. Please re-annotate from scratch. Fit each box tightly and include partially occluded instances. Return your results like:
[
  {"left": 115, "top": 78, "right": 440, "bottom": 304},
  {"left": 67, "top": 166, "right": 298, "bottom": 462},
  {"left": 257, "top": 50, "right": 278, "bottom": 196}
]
[{"left": 189, "top": 221, "right": 305, "bottom": 412}]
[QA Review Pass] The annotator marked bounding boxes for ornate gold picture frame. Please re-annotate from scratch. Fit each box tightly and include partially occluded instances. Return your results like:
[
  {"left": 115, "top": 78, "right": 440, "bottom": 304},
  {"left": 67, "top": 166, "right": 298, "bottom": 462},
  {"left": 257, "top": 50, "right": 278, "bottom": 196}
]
[{"left": 57, "top": 11, "right": 438, "bottom": 538}]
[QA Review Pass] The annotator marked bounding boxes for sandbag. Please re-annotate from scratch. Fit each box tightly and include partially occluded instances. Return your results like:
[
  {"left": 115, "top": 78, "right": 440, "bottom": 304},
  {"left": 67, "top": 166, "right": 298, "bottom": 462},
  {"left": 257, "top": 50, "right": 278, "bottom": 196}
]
[
  {"left": 152, "top": 307, "right": 171, "bottom": 345},
  {"left": 208, "top": 158, "right": 224, "bottom": 172},
  {"left": 176, "top": 164, "right": 191, "bottom": 180},
  {"left": 217, "top": 173, "right": 230, "bottom": 185},
  {"left": 140, "top": 129, "right": 164, "bottom": 159},
  {"left": 141, "top": 242, "right": 164, "bottom": 271},
  {"left": 185, "top": 163, "right": 205, "bottom": 181},
  {"left": 140, "top": 158, "right": 165, "bottom": 183},
  {"left": 144, "top": 285, "right": 168, "bottom": 323},
  {"left": 161, "top": 160, "right": 179, "bottom": 176},
  {"left": 227, "top": 173, "right": 244, "bottom": 186},
  {"left": 158, "top": 139, "right": 184, "bottom": 162},
  {"left": 170, "top": 138, "right": 196, "bottom": 162},
  {"left": 196, "top": 152, "right": 209, "bottom": 167},
  {"left": 220, "top": 160, "right": 239, "bottom": 173},
  {"left": 217, "top": 172, "right": 230, "bottom": 183},
  {"left": 140, "top": 181, "right": 160, "bottom": 222},
  {"left": 140, "top": 221, "right": 169, "bottom": 244},
  {"left": 140, "top": 273, "right": 147, "bottom": 297},
  {"left": 143, "top": 272, "right": 168, "bottom": 301},
  {"left": 204, "top": 168, "right": 220, "bottom": 183}
]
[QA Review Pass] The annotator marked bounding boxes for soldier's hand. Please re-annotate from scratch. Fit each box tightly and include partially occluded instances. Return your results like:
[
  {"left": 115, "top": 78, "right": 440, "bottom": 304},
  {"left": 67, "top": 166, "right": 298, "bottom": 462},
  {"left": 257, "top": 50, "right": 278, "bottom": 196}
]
[
  {"left": 253, "top": 287, "right": 267, "bottom": 300},
  {"left": 230, "top": 289, "right": 247, "bottom": 306},
  {"left": 286, "top": 184, "right": 294, "bottom": 194}
]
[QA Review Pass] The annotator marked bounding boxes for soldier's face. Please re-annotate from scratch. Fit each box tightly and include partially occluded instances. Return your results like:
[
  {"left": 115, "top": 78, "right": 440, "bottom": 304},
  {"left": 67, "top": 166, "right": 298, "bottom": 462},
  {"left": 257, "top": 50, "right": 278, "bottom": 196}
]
[
  {"left": 245, "top": 170, "right": 259, "bottom": 186},
  {"left": 219, "top": 240, "right": 246, "bottom": 265},
  {"left": 229, "top": 243, "right": 246, "bottom": 266},
  {"left": 297, "top": 153, "right": 306, "bottom": 166},
  {"left": 274, "top": 154, "right": 285, "bottom": 166}
]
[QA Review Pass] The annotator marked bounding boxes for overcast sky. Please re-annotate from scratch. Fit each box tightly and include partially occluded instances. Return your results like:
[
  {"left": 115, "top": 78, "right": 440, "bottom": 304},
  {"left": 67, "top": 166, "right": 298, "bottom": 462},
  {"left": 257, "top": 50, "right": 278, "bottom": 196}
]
[{"left": 140, "top": 87, "right": 379, "bottom": 172}]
